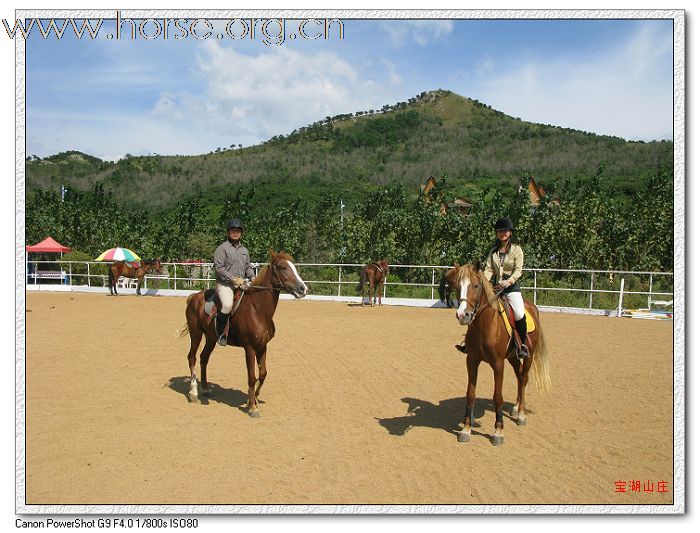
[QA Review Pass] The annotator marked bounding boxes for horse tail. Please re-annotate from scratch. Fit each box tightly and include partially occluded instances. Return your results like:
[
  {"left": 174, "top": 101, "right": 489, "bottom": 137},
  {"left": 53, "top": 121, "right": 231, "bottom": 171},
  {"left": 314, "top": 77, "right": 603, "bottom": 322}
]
[
  {"left": 176, "top": 293, "right": 198, "bottom": 338},
  {"left": 438, "top": 272, "right": 447, "bottom": 303},
  {"left": 356, "top": 268, "right": 368, "bottom": 292},
  {"left": 531, "top": 325, "right": 552, "bottom": 393},
  {"left": 176, "top": 323, "right": 190, "bottom": 338}
]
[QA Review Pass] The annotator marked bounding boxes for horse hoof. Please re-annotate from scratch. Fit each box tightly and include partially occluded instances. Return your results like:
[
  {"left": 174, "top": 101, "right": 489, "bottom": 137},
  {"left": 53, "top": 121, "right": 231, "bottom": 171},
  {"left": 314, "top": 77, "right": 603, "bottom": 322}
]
[
  {"left": 248, "top": 410, "right": 261, "bottom": 418},
  {"left": 188, "top": 393, "right": 198, "bottom": 403},
  {"left": 492, "top": 435, "right": 504, "bottom": 446},
  {"left": 511, "top": 406, "right": 519, "bottom": 417},
  {"left": 201, "top": 388, "right": 213, "bottom": 397},
  {"left": 458, "top": 431, "right": 470, "bottom": 443},
  {"left": 517, "top": 417, "right": 527, "bottom": 426}
]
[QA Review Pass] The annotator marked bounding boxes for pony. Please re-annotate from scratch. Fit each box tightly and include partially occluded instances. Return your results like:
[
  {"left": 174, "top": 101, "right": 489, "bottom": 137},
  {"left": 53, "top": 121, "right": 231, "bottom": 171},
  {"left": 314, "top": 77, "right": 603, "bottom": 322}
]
[
  {"left": 108, "top": 259, "right": 162, "bottom": 296},
  {"left": 178, "top": 251, "right": 308, "bottom": 417},
  {"left": 454, "top": 262, "right": 551, "bottom": 445},
  {"left": 438, "top": 263, "right": 460, "bottom": 308},
  {"left": 356, "top": 260, "right": 390, "bottom": 306}
]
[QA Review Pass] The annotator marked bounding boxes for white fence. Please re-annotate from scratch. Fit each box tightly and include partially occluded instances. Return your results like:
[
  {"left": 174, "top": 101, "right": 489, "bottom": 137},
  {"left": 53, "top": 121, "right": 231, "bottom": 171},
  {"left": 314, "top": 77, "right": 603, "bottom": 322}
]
[{"left": 25, "top": 260, "right": 673, "bottom": 317}]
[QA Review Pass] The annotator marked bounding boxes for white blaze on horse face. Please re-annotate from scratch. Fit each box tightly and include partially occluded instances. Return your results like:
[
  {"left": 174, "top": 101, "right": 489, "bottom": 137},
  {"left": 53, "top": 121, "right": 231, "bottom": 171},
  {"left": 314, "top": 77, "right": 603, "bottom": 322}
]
[
  {"left": 286, "top": 260, "right": 307, "bottom": 296},
  {"left": 456, "top": 276, "right": 469, "bottom": 322}
]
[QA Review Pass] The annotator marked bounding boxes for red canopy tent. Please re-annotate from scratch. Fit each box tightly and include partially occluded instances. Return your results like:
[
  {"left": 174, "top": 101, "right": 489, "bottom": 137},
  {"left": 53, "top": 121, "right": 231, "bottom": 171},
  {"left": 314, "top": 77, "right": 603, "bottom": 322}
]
[{"left": 26, "top": 236, "right": 71, "bottom": 254}]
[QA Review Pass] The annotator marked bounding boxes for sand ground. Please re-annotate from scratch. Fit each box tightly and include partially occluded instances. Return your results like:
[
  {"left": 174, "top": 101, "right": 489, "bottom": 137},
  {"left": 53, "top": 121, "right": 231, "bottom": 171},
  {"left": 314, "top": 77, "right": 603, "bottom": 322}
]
[{"left": 24, "top": 292, "right": 674, "bottom": 506}]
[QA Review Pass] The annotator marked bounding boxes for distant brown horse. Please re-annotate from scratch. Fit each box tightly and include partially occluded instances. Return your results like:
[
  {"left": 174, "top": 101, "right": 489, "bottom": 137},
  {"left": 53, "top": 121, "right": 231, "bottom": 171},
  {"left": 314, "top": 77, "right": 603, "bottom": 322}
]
[
  {"left": 454, "top": 262, "right": 551, "bottom": 445},
  {"left": 357, "top": 260, "right": 390, "bottom": 306},
  {"left": 438, "top": 263, "right": 460, "bottom": 308},
  {"left": 178, "top": 251, "right": 308, "bottom": 417},
  {"left": 108, "top": 259, "right": 162, "bottom": 296}
]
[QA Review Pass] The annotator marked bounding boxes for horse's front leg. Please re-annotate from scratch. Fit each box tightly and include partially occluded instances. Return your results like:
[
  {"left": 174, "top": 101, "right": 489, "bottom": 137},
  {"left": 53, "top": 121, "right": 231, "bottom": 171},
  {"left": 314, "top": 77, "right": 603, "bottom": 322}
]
[
  {"left": 492, "top": 358, "right": 506, "bottom": 446},
  {"left": 459, "top": 354, "right": 480, "bottom": 442},
  {"left": 245, "top": 346, "right": 260, "bottom": 417},
  {"left": 378, "top": 280, "right": 383, "bottom": 306},
  {"left": 255, "top": 347, "right": 267, "bottom": 401},
  {"left": 370, "top": 281, "right": 375, "bottom": 306}
]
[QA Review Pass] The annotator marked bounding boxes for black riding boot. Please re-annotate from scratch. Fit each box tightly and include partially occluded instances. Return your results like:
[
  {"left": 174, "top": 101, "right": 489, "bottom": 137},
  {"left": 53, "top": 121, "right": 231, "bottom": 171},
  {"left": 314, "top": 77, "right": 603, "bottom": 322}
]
[
  {"left": 515, "top": 317, "right": 530, "bottom": 358},
  {"left": 216, "top": 313, "right": 230, "bottom": 346}
]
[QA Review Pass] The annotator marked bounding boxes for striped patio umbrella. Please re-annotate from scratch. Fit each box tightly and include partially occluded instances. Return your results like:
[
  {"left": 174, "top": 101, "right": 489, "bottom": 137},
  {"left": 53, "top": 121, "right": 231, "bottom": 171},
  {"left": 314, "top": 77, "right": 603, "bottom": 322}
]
[{"left": 95, "top": 247, "right": 141, "bottom": 262}]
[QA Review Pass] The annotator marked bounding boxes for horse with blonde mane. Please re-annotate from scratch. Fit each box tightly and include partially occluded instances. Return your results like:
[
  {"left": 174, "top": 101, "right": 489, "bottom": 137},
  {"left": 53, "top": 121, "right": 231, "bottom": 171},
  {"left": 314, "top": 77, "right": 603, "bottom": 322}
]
[{"left": 454, "top": 261, "right": 551, "bottom": 445}]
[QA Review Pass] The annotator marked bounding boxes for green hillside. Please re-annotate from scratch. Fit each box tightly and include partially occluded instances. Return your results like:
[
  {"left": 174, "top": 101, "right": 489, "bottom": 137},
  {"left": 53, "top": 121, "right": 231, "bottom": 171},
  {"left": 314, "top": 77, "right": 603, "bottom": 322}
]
[{"left": 26, "top": 89, "right": 672, "bottom": 209}]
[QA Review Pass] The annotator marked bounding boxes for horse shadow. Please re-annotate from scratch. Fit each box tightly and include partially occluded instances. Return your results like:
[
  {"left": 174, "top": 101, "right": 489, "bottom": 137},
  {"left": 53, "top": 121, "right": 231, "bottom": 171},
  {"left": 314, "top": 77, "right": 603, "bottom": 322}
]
[
  {"left": 166, "top": 376, "right": 253, "bottom": 413},
  {"left": 376, "top": 396, "right": 519, "bottom": 441}
]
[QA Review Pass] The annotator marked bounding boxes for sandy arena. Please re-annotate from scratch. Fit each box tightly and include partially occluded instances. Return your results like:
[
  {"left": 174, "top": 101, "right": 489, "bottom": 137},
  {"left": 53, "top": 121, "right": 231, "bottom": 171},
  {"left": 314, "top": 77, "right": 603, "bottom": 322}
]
[{"left": 24, "top": 291, "right": 674, "bottom": 506}]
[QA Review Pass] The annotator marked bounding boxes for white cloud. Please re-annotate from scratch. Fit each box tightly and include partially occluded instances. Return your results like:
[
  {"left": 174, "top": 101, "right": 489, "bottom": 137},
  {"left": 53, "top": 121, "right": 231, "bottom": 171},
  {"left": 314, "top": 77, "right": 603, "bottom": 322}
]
[
  {"left": 467, "top": 22, "right": 672, "bottom": 141},
  {"left": 382, "top": 20, "right": 454, "bottom": 47},
  {"left": 191, "top": 41, "right": 394, "bottom": 140}
]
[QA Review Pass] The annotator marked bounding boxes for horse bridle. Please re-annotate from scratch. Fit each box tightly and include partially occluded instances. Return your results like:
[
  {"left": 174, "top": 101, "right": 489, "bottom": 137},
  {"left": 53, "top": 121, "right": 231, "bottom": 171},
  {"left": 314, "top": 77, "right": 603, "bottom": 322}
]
[
  {"left": 458, "top": 280, "right": 484, "bottom": 325},
  {"left": 244, "top": 262, "right": 284, "bottom": 293},
  {"left": 458, "top": 276, "right": 503, "bottom": 325}
]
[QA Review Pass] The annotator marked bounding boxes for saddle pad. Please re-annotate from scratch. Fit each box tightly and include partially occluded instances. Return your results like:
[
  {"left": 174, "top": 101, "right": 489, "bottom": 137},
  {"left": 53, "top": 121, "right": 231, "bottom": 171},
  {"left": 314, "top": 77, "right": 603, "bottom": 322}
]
[{"left": 498, "top": 301, "right": 536, "bottom": 336}]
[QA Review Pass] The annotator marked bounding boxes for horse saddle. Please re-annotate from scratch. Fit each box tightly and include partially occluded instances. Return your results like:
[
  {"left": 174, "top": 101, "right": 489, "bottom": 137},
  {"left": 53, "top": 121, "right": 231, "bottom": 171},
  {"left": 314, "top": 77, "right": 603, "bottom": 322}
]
[
  {"left": 498, "top": 298, "right": 536, "bottom": 339},
  {"left": 203, "top": 288, "right": 244, "bottom": 325},
  {"left": 126, "top": 261, "right": 141, "bottom": 269}
]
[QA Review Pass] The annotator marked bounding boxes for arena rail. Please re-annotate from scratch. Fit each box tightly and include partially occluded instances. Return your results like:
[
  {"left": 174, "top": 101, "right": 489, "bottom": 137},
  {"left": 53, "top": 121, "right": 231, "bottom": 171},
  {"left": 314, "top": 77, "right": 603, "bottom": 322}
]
[{"left": 24, "top": 260, "right": 673, "bottom": 317}]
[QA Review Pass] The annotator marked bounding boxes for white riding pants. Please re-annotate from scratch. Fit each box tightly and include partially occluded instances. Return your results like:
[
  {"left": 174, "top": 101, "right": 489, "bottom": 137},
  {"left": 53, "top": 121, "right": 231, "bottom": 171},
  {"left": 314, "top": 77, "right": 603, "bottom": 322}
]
[
  {"left": 504, "top": 291, "right": 525, "bottom": 321},
  {"left": 216, "top": 282, "right": 235, "bottom": 314}
]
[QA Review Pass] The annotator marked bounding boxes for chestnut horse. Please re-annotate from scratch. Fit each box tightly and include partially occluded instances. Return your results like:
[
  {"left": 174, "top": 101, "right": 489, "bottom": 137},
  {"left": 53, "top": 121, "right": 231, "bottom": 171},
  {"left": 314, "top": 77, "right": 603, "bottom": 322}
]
[
  {"left": 357, "top": 260, "right": 390, "bottom": 306},
  {"left": 178, "top": 251, "right": 308, "bottom": 417},
  {"left": 438, "top": 263, "right": 460, "bottom": 308},
  {"left": 108, "top": 259, "right": 162, "bottom": 296},
  {"left": 455, "top": 262, "right": 551, "bottom": 445}
]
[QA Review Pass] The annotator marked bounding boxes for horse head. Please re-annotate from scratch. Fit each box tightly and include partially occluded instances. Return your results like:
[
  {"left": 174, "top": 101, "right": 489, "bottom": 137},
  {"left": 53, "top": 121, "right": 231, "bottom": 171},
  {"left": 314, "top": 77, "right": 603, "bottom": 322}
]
[
  {"left": 268, "top": 251, "right": 308, "bottom": 299},
  {"left": 455, "top": 262, "right": 491, "bottom": 326},
  {"left": 153, "top": 259, "right": 162, "bottom": 274}
]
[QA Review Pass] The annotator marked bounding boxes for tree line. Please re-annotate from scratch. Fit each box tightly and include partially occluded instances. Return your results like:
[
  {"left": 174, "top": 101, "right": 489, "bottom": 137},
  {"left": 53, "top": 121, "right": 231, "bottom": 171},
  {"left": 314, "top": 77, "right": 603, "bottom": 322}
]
[{"left": 26, "top": 171, "right": 673, "bottom": 275}]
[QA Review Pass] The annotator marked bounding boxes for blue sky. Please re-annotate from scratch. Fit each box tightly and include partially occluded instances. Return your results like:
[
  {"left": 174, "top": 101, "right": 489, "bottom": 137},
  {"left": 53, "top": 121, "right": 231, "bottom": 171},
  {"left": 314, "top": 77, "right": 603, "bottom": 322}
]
[{"left": 25, "top": 16, "right": 674, "bottom": 161}]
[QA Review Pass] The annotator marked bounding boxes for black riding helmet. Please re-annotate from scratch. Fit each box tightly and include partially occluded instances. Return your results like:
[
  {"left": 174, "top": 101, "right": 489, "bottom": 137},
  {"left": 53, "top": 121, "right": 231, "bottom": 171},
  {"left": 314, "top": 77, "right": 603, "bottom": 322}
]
[
  {"left": 494, "top": 217, "right": 515, "bottom": 231},
  {"left": 227, "top": 218, "right": 245, "bottom": 231}
]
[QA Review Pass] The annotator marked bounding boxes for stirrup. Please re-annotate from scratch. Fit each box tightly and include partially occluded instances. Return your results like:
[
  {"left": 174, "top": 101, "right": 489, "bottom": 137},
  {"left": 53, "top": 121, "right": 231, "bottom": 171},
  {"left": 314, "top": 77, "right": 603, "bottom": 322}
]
[
  {"left": 517, "top": 345, "right": 530, "bottom": 359},
  {"left": 455, "top": 343, "right": 468, "bottom": 354},
  {"left": 217, "top": 334, "right": 228, "bottom": 346}
]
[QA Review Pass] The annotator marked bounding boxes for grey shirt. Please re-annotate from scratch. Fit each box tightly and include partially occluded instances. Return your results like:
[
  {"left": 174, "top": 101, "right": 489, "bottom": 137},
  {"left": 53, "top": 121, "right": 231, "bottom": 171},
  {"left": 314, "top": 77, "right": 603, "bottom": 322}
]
[{"left": 214, "top": 240, "right": 255, "bottom": 283}]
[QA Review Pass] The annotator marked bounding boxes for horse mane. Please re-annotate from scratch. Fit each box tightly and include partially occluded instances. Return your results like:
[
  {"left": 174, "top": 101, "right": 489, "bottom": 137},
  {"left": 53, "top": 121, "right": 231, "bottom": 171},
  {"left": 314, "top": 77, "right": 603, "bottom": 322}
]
[
  {"left": 251, "top": 252, "right": 295, "bottom": 286},
  {"left": 457, "top": 264, "right": 499, "bottom": 311}
]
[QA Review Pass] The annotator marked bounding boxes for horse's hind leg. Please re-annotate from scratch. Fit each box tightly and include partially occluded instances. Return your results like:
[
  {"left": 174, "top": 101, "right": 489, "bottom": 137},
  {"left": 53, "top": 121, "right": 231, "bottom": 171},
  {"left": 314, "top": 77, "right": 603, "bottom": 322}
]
[
  {"left": 199, "top": 335, "right": 216, "bottom": 396},
  {"left": 136, "top": 278, "right": 142, "bottom": 296},
  {"left": 509, "top": 356, "right": 531, "bottom": 425},
  {"left": 187, "top": 327, "right": 203, "bottom": 402},
  {"left": 369, "top": 280, "right": 375, "bottom": 306}
]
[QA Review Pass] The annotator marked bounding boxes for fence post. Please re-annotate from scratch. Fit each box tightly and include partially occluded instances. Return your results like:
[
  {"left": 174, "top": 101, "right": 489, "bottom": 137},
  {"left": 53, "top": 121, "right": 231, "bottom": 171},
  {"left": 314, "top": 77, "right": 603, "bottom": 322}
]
[
  {"left": 68, "top": 262, "right": 72, "bottom": 286},
  {"left": 617, "top": 278, "right": 625, "bottom": 317},
  {"left": 338, "top": 266, "right": 342, "bottom": 297},
  {"left": 87, "top": 262, "right": 90, "bottom": 287},
  {"left": 174, "top": 264, "right": 177, "bottom": 291},
  {"left": 648, "top": 274, "right": 653, "bottom": 309},
  {"left": 34, "top": 262, "right": 37, "bottom": 284},
  {"left": 533, "top": 270, "right": 537, "bottom": 306},
  {"left": 431, "top": 268, "right": 435, "bottom": 300},
  {"left": 589, "top": 272, "right": 594, "bottom": 309}
]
